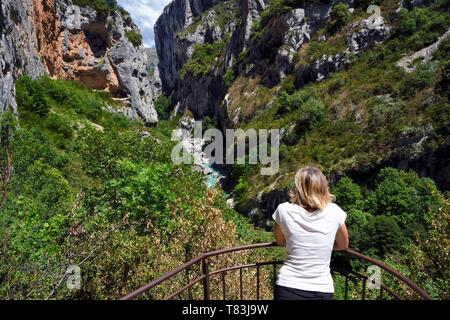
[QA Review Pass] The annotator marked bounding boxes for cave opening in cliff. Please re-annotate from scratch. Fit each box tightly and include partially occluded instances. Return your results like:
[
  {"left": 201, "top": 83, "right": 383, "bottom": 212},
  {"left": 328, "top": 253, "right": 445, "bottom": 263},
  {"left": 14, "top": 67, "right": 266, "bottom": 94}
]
[
  {"left": 84, "top": 31, "right": 107, "bottom": 57},
  {"left": 83, "top": 22, "right": 109, "bottom": 58}
]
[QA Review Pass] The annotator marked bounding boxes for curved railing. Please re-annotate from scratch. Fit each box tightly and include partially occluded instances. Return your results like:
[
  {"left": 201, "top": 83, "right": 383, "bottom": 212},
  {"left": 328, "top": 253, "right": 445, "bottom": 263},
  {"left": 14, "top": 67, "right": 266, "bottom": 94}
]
[{"left": 120, "top": 242, "right": 432, "bottom": 300}]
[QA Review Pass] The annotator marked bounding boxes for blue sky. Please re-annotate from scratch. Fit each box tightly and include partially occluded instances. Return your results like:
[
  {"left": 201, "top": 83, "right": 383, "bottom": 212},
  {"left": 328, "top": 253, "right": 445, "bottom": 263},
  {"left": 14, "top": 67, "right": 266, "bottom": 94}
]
[{"left": 117, "top": 0, "right": 172, "bottom": 47}]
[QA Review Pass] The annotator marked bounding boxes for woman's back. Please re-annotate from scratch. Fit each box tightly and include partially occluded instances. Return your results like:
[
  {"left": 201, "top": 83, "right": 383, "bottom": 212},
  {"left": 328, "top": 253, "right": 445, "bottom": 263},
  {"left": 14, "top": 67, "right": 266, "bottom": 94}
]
[{"left": 272, "top": 201, "right": 346, "bottom": 293}]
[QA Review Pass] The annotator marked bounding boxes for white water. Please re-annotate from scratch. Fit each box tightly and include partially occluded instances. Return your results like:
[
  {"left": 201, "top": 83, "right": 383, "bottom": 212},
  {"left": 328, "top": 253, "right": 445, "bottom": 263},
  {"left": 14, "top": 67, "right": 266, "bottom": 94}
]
[{"left": 172, "top": 126, "right": 224, "bottom": 189}]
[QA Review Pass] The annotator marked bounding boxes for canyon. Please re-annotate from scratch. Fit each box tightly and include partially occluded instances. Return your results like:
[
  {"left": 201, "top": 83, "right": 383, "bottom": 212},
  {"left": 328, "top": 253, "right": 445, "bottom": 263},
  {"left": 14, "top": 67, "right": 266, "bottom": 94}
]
[{"left": 1, "top": 0, "right": 449, "bottom": 223}]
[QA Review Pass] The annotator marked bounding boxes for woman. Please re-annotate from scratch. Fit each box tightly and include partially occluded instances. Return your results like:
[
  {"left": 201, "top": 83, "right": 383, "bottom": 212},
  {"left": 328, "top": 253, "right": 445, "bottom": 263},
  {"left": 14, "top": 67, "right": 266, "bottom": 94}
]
[{"left": 272, "top": 166, "right": 349, "bottom": 300}]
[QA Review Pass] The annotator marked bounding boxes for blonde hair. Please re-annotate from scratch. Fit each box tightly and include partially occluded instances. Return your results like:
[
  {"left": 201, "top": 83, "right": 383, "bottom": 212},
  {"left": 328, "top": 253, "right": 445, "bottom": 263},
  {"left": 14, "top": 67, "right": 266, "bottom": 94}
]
[{"left": 289, "top": 166, "right": 335, "bottom": 211}]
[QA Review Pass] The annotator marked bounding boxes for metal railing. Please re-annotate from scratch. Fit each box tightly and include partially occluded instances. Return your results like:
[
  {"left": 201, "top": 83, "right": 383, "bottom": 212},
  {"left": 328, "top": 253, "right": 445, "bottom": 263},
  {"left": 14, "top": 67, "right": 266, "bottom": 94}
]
[{"left": 120, "top": 242, "right": 432, "bottom": 300}]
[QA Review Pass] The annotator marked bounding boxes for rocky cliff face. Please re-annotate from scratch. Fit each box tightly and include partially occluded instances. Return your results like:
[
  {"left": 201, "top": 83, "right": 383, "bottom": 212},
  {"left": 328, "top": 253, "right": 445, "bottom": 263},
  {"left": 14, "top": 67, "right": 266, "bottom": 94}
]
[
  {"left": 0, "top": 0, "right": 46, "bottom": 114},
  {"left": 154, "top": 0, "right": 392, "bottom": 124},
  {"left": 155, "top": 0, "right": 265, "bottom": 123},
  {"left": 0, "top": 0, "right": 160, "bottom": 124},
  {"left": 155, "top": 0, "right": 222, "bottom": 94}
]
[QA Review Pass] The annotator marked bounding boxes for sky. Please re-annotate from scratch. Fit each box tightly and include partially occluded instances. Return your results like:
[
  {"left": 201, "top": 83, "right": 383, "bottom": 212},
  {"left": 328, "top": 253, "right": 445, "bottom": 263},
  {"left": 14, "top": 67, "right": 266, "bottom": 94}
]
[{"left": 117, "top": 0, "right": 172, "bottom": 48}]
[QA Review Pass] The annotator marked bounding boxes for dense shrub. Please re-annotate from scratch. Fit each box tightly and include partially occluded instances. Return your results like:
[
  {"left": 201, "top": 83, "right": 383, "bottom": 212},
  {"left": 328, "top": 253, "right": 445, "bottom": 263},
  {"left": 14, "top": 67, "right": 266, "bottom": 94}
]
[
  {"left": 386, "top": 191, "right": 450, "bottom": 299},
  {"left": 180, "top": 42, "right": 224, "bottom": 78},
  {"left": 392, "top": 7, "right": 450, "bottom": 52},
  {"left": 125, "top": 30, "right": 143, "bottom": 47},
  {"left": 400, "top": 62, "right": 438, "bottom": 97},
  {"left": 276, "top": 87, "right": 325, "bottom": 145},
  {"left": 328, "top": 3, "right": 351, "bottom": 33},
  {"left": 332, "top": 176, "right": 365, "bottom": 212},
  {"left": 331, "top": 169, "right": 445, "bottom": 260},
  {"left": 72, "top": 0, "right": 119, "bottom": 14},
  {"left": 16, "top": 76, "right": 133, "bottom": 129},
  {"left": 332, "top": 177, "right": 372, "bottom": 235},
  {"left": 154, "top": 95, "right": 172, "bottom": 120},
  {"left": 223, "top": 68, "right": 236, "bottom": 88},
  {"left": 276, "top": 87, "right": 316, "bottom": 116},
  {"left": 366, "top": 168, "right": 440, "bottom": 237},
  {"left": 16, "top": 76, "right": 51, "bottom": 116},
  {"left": 359, "top": 215, "right": 406, "bottom": 257}
]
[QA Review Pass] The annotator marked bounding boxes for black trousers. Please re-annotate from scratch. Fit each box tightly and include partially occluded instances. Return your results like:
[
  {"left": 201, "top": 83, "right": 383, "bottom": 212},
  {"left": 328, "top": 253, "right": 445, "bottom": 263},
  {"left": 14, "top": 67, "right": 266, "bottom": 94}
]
[{"left": 274, "top": 285, "right": 334, "bottom": 300}]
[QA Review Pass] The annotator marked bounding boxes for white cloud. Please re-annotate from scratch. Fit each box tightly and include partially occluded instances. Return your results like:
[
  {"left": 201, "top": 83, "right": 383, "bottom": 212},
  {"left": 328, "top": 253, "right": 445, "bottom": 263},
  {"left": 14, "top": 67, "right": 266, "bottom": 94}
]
[{"left": 117, "top": 0, "right": 172, "bottom": 47}]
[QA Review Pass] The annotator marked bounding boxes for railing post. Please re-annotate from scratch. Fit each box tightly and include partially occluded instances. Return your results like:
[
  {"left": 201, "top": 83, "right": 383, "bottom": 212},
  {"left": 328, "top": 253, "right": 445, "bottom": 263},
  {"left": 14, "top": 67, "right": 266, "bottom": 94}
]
[
  {"left": 186, "top": 267, "right": 193, "bottom": 300},
  {"left": 361, "top": 279, "right": 366, "bottom": 300},
  {"left": 272, "top": 264, "right": 276, "bottom": 299},
  {"left": 256, "top": 265, "right": 260, "bottom": 300},
  {"left": 202, "top": 258, "right": 210, "bottom": 300},
  {"left": 222, "top": 271, "right": 226, "bottom": 300},
  {"left": 240, "top": 268, "right": 243, "bottom": 300},
  {"left": 344, "top": 274, "right": 349, "bottom": 300}
]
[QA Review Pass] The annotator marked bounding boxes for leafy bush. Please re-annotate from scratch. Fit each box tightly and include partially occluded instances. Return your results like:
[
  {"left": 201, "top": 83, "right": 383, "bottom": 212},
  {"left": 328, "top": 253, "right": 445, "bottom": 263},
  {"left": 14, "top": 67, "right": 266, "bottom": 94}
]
[
  {"left": 332, "top": 176, "right": 365, "bottom": 212},
  {"left": 328, "top": 3, "right": 351, "bottom": 33},
  {"left": 305, "top": 37, "right": 347, "bottom": 62},
  {"left": 386, "top": 191, "right": 450, "bottom": 299},
  {"left": 125, "top": 30, "right": 143, "bottom": 47},
  {"left": 392, "top": 7, "right": 450, "bottom": 52},
  {"left": 276, "top": 87, "right": 316, "bottom": 116},
  {"left": 101, "top": 160, "right": 178, "bottom": 231},
  {"left": 426, "top": 101, "right": 450, "bottom": 135},
  {"left": 332, "top": 177, "right": 372, "bottom": 236},
  {"left": 276, "top": 87, "right": 325, "bottom": 144},
  {"left": 180, "top": 42, "right": 224, "bottom": 78},
  {"left": 154, "top": 95, "right": 171, "bottom": 120},
  {"left": 359, "top": 215, "right": 406, "bottom": 257},
  {"left": 223, "top": 68, "right": 236, "bottom": 88},
  {"left": 0, "top": 72, "right": 274, "bottom": 299},
  {"left": 366, "top": 168, "right": 440, "bottom": 232},
  {"left": 202, "top": 116, "right": 217, "bottom": 131},
  {"left": 279, "top": 75, "right": 296, "bottom": 94},
  {"left": 368, "top": 96, "right": 405, "bottom": 129},
  {"left": 234, "top": 176, "right": 250, "bottom": 205},
  {"left": 16, "top": 76, "right": 51, "bottom": 116},
  {"left": 21, "top": 160, "right": 74, "bottom": 219},
  {"left": 400, "top": 62, "right": 437, "bottom": 97},
  {"left": 72, "top": 0, "right": 119, "bottom": 14},
  {"left": 256, "top": 0, "right": 310, "bottom": 31},
  {"left": 296, "top": 97, "right": 326, "bottom": 129},
  {"left": 44, "top": 113, "right": 73, "bottom": 140},
  {"left": 16, "top": 76, "right": 132, "bottom": 130}
]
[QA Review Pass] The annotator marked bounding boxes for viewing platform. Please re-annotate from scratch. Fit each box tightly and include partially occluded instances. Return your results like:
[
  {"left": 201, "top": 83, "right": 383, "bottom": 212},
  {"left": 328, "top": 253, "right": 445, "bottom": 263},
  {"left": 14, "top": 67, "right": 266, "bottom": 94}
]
[{"left": 121, "top": 243, "right": 432, "bottom": 300}]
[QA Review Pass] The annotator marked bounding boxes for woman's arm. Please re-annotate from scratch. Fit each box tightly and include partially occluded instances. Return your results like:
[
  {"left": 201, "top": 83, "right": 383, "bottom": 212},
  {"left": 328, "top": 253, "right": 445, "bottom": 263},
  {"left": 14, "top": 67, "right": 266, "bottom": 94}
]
[
  {"left": 333, "top": 224, "right": 349, "bottom": 251},
  {"left": 274, "top": 223, "right": 286, "bottom": 246}
]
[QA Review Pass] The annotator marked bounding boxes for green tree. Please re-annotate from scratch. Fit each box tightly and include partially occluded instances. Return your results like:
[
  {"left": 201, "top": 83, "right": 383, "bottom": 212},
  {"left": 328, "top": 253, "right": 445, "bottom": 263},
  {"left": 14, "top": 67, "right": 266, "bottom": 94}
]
[
  {"left": 328, "top": 3, "right": 351, "bottom": 33},
  {"left": 332, "top": 176, "right": 364, "bottom": 212},
  {"left": 154, "top": 95, "right": 172, "bottom": 120},
  {"left": 366, "top": 168, "right": 440, "bottom": 233},
  {"left": 360, "top": 215, "right": 406, "bottom": 257},
  {"left": 332, "top": 177, "right": 371, "bottom": 233},
  {"left": 386, "top": 191, "right": 450, "bottom": 299}
]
